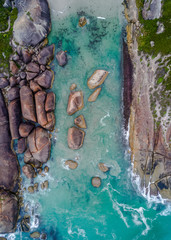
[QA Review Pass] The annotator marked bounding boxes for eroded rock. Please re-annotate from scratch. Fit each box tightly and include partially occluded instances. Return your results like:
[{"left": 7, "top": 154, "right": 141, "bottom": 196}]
[
  {"left": 65, "top": 160, "right": 78, "bottom": 169},
  {"left": 98, "top": 163, "right": 109, "bottom": 173},
  {"left": 7, "top": 87, "right": 20, "bottom": 101},
  {"left": 35, "top": 91, "right": 47, "bottom": 126},
  {"left": 26, "top": 62, "right": 40, "bottom": 73},
  {"left": 45, "top": 92, "right": 55, "bottom": 112},
  {"left": 56, "top": 50, "right": 68, "bottom": 67},
  {"left": 38, "top": 44, "right": 55, "bottom": 65},
  {"left": 91, "top": 177, "right": 101, "bottom": 188},
  {"left": 30, "top": 80, "right": 42, "bottom": 93},
  {"left": 8, "top": 99, "right": 21, "bottom": 139},
  {"left": 74, "top": 115, "right": 86, "bottom": 129},
  {"left": 19, "top": 122, "right": 34, "bottom": 137},
  {"left": 68, "top": 127, "right": 85, "bottom": 150},
  {"left": 67, "top": 91, "right": 84, "bottom": 115},
  {"left": 34, "top": 70, "right": 54, "bottom": 89},
  {"left": 88, "top": 88, "right": 101, "bottom": 102},
  {"left": 87, "top": 70, "right": 108, "bottom": 89},
  {"left": 18, "top": 138, "right": 26, "bottom": 154},
  {"left": 0, "top": 77, "right": 9, "bottom": 88},
  {"left": 22, "top": 164, "right": 35, "bottom": 179}
]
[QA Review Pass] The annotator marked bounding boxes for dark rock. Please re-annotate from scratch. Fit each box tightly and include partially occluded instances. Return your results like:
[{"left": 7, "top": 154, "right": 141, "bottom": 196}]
[
  {"left": 123, "top": 41, "right": 133, "bottom": 131},
  {"left": 0, "top": 190, "right": 19, "bottom": 234},
  {"left": 24, "top": 149, "right": 41, "bottom": 168},
  {"left": 8, "top": 99, "right": 21, "bottom": 139},
  {"left": 26, "top": 72, "right": 39, "bottom": 81},
  {"left": 18, "top": 138, "right": 26, "bottom": 154},
  {"left": 22, "top": 164, "right": 35, "bottom": 179},
  {"left": 10, "top": 76, "right": 18, "bottom": 87},
  {"left": 45, "top": 92, "right": 55, "bottom": 112},
  {"left": 0, "top": 77, "right": 9, "bottom": 88},
  {"left": 26, "top": 62, "right": 40, "bottom": 73},
  {"left": 67, "top": 91, "right": 84, "bottom": 115},
  {"left": 20, "top": 72, "right": 26, "bottom": 79},
  {"left": 28, "top": 127, "right": 51, "bottom": 163},
  {"left": 19, "top": 122, "right": 34, "bottom": 137},
  {"left": 40, "top": 233, "right": 47, "bottom": 240},
  {"left": 68, "top": 127, "right": 85, "bottom": 149},
  {"left": 30, "top": 80, "right": 42, "bottom": 93},
  {"left": 34, "top": 70, "right": 54, "bottom": 89},
  {"left": 9, "top": 61, "right": 19, "bottom": 75},
  {"left": 20, "top": 86, "right": 37, "bottom": 122},
  {"left": 16, "top": 76, "right": 21, "bottom": 84},
  {"left": 21, "top": 215, "right": 30, "bottom": 232},
  {"left": 13, "top": 0, "right": 51, "bottom": 47},
  {"left": 20, "top": 79, "right": 27, "bottom": 87},
  {"left": 7, "top": 87, "right": 20, "bottom": 101},
  {"left": 37, "top": 44, "right": 55, "bottom": 65},
  {"left": 44, "top": 111, "right": 55, "bottom": 131},
  {"left": 22, "top": 49, "right": 32, "bottom": 64},
  {"left": 35, "top": 91, "right": 47, "bottom": 126},
  {"left": 56, "top": 50, "right": 68, "bottom": 67}
]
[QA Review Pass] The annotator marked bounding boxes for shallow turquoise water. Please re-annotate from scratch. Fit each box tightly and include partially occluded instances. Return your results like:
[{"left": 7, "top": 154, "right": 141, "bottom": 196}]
[{"left": 1, "top": 0, "right": 171, "bottom": 239}]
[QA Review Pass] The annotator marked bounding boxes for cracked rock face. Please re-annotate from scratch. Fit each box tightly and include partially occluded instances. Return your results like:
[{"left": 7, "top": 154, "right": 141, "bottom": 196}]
[{"left": 13, "top": 0, "right": 51, "bottom": 46}]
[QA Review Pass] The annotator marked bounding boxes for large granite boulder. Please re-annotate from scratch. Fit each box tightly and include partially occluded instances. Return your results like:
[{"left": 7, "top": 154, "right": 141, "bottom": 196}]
[
  {"left": 7, "top": 87, "right": 20, "bottom": 101},
  {"left": 8, "top": 99, "right": 21, "bottom": 139},
  {"left": 45, "top": 92, "right": 55, "bottom": 112},
  {"left": 13, "top": 0, "right": 51, "bottom": 46},
  {"left": 35, "top": 91, "right": 47, "bottom": 126},
  {"left": 0, "top": 190, "right": 19, "bottom": 233},
  {"left": 68, "top": 127, "right": 85, "bottom": 150},
  {"left": 37, "top": 44, "right": 55, "bottom": 65},
  {"left": 28, "top": 127, "right": 51, "bottom": 163},
  {"left": 19, "top": 122, "right": 34, "bottom": 137},
  {"left": 26, "top": 62, "right": 40, "bottom": 73},
  {"left": 20, "top": 86, "right": 37, "bottom": 122},
  {"left": 34, "top": 70, "right": 54, "bottom": 89},
  {"left": 67, "top": 91, "right": 84, "bottom": 115}
]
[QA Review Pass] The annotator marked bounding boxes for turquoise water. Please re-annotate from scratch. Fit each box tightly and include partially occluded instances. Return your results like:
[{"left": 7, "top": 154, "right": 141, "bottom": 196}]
[{"left": 1, "top": 0, "right": 171, "bottom": 239}]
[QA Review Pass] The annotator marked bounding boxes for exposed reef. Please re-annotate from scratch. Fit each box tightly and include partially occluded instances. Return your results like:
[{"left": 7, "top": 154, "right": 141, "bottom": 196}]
[{"left": 124, "top": 0, "right": 171, "bottom": 199}]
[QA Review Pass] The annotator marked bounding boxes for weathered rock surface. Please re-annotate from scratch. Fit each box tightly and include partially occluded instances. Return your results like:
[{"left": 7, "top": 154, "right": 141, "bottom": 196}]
[
  {"left": 88, "top": 88, "right": 101, "bottom": 102},
  {"left": 20, "top": 86, "right": 36, "bottom": 122},
  {"left": 142, "top": 0, "right": 162, "bottom": 20},
  {"left": 65, "top": 160, "right": 78, "bottom": 169},
  {"left": 91, "top": 177, "right": 101, "bottom": 188},
  {"left": 9, "top": 61, "right": 19, "bottom": 75},
  {"left": 0, "top": 90, "right": 19, "bottom": 193},
  {"left": 26, "top": 72, "right": 38, "bottom": 81},
  {"left": 74, "top": 115, "right": 86, "bottom": 129},
  {"left": 87, "top": 70, "right": 108, "bottom": 89},
  {"left": 8, "top": 99, "right": 21, "bottom": 139},
  {"left": 26, "top": 62, "right": 40, "bottom": 73},
  {"left": 24, "top": 149, "right": 41, "bottom": 168},
  {"left": 28, "top": 127, "right": 51, "bottom": 163},
  {"left": 22, "top": 49, "right": 32, "bottom": 64},
  {"left": 125, "top": 0, "right": 171, "bottom": 199},
  {"left": 35, "top": 91, "right": 47, "bottom": 126},
  {"left": 56, "top": 50, "right": 68, "bottom": 67},
  {"left": 0, "top": 77, "right": 9, "bottom": 88},
  {"left": 22, "top": 164, "right": 35, "bottom": 179},
  {"left": 18, "top": 138, "right": 26, "bottom": 154},
  {"left": 9, "top": 76, "right": 18, "bottom": 87},
  {"left": 67, "top": 91, "right": 84, "bottom": 115},
  {"left": 30, "top": 81, "right": 42, "bottom": 93},
  {"left": 37, "top": 44, "right": 55, "bottom": 65},
  {"left": 13, "top": 0, "right": 51, "bottom": 46},
  {"left": 34, "top": 70, "right": 54, "bottom": 89},
  {"left": 19, "top": 122, "right": 34, "bottom": 137},
  {"left": 7, "top": 87, "right": 20, "bottom": 101},
  {"left": 45, "top": 92, "right": 55, "bottom": 112},
  {"left": 0, "top": 190, "right": 19, "bottom": 233},
  {"left": 68, "top": 127, "right": 85, "bottom": 150},
  {"left": 44, "top": 111, "right": 55, "bottom": 131}
]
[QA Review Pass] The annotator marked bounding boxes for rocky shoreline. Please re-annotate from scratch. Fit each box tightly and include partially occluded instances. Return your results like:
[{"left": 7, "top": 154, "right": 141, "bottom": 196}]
[
  {"left": 124, "top": 0, "right": 171, "bottom": 199},
  {"left": 0, "top": 0, "right": 55, "bottom": 235}
]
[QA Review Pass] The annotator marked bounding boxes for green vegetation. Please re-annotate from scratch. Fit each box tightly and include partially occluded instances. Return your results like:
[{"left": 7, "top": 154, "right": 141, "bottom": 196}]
[{"left": 0, "top": 0, "right": 18, "bottom": 72}]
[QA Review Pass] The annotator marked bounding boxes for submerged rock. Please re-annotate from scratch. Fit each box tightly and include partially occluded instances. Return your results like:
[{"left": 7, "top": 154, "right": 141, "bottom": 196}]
[
  {"left": 13, "top": 0, "right": 51, "bottom": 46},
  {"left": 79, "top": 16, "right": 87, "bottom": 27},
  {"left": 88, "top": 88, "right": 101, "bottom": 102},
  {"left": 34, "top": 70, "right": 54, "bottom": 89},
  {"left": 68, "top": 127, "right": 85, "bottom": 150},
  {"left": 67, "top": 91, "right": 84, "bottom": 115},
  {"left": 65, "top": 160, "right": 78, "bottom": 169},
  {"left": 0, "top": 190, "right": 19, "bottom": 233},
  {"left": 20, "top": 86, "right": 37, "bottom": 122},
  {"left": 74, "top": 115, "right": 87, "bottom": 129},
  {"left": 70, "top": 83, "right": 77, "bottom": 91},
  {"left": 98, "top": 163, "right": 109, "bottom": 173},
  {"left": 37, "top": 44, "right": 55, "bottom": 65},
  {"left": 87, "top": 70, "right": 108, "bottom": 89},
  {"left": 91, "top": 177, "right": 101, "bottom": 188},
  {"left": 30, "top": 231, "right": 40, "bottom": 239},
  {"left": 56, "top": 50, "right": 68, "bottom": 67}
]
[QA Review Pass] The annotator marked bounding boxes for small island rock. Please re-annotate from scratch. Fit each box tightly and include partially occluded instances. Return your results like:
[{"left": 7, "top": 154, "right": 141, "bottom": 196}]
[
  {"left": 91, "top": 177, "right": 101, "bottom": 188},
  {"left": 68, "top": 127, "right": 85, "bottom": 150},
  {"left": 87, "top": 70, "right": 108, "bottom": 89},
  {"left": 65, "top": 160, "right": 78, "bottom": 169},
  {"left": 56, "top": 50, "right": 68, "bottom": 67},
  {"left": 88, "top": 88, "right": 101, "bottom": 102},
  {"left": 67, "top": 91, "right": 84, "bottom": 115},
  {"left": 74, "top": 115, "right": 87, "bottom": 129}
]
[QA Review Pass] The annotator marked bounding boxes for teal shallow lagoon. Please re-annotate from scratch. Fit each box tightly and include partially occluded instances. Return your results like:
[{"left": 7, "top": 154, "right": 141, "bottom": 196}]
[{"left": 1, "top": 0, "right": 171, "bottom": 239}]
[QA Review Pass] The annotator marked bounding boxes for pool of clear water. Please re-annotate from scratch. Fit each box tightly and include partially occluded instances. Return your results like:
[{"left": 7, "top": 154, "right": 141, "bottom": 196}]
[{"left": 1, "top": 0, "right": 171, "bottom": 239}]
